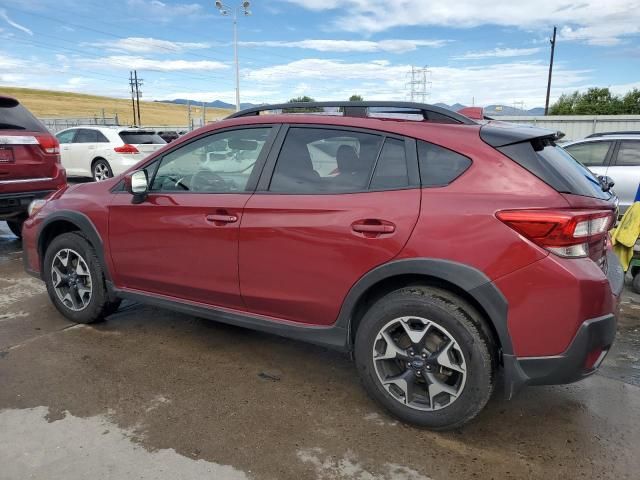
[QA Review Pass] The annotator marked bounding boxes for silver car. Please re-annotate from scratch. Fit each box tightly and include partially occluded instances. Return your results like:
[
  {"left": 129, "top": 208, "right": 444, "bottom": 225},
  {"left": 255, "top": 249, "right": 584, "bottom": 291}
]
[{"left": 562, "top": 132, "right": 640, "bottom": 214}]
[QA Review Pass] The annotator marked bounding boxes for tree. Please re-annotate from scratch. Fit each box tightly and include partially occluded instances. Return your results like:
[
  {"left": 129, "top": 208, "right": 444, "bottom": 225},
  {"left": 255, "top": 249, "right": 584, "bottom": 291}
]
[
  {"left": 349, "top": 94, "right": 363, "bottom": 101},
  {"left": 284, "top": 95, "right": 320, "bottom": 113},
  {"left": 549, "top": 87, "right": 639, "bottom": 115},
  {"left": 288, "top": 96, "right": 315, "bottom": 103}
]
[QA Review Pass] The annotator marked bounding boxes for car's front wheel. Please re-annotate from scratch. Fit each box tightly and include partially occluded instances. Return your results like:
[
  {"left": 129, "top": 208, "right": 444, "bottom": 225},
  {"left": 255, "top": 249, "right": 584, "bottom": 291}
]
[
  {"left": 93, "top": 159, "right": 113, "bottom": 181},
  {"left": 355, "top": 286, "right": 495, "bottom": 430},
  {"left": 43, "top": 232, "right": 119, "bottom": 323}
]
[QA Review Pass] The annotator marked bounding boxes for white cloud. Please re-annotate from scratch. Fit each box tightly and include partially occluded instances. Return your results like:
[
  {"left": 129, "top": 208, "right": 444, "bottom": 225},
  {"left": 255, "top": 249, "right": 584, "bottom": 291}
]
[
  {"left": 283, "top": 0, "right": 640, "bottom": 45},
  {"left": 126, "top": 0, "right": 203, "bottom": 22},
  {"left": 455, "top": 47, "right": 541, "bottom": 60},
  {"left": 240, "top": 38, "right": 448, "bottom": 53},
  {"left": 80, "top": 55, "right": 229, "bottom": 72},
  {"left": 0, "top": 8, "right": 33, "bottom": 35},
  {"left": 89, "top": 37, "right": 210, "bottom": 54}
]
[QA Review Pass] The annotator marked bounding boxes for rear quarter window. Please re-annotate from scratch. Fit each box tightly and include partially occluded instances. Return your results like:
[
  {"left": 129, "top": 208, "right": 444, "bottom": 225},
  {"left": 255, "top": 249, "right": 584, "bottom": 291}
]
[
  {"left": 0, "top": 99, "right": 48, "bottom": 132},
  {"left": 417, "top": 141, "right": 472, "bottom": 187}
]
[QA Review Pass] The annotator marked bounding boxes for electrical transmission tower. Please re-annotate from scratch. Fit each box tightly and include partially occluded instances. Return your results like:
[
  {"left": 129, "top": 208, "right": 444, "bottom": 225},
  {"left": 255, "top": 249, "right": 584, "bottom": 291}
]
[
  {"left": 129, "top": 70, "right": 143, "bottom": 126},
  {"left": 406, "top": 66, "right": 431, "bottom": 103}
]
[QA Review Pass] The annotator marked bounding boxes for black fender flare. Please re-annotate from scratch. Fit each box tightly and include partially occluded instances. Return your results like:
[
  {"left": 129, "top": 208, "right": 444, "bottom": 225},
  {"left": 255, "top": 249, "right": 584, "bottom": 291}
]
[
  {"left": 335, "top": 258, "right": 513, "bottom": 355},
  {"left": 37, "top": 210, "right": 112, "bottom": 283}
]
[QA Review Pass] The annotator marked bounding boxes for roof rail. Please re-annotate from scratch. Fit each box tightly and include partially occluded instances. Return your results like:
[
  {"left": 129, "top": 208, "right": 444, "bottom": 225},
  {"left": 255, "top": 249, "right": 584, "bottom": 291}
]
[
  {"left": 225, "top": 101, "right": 476, "bottom": 125},
  {"left": 586, "top": 131, "right": 640, "bottom": 138}
]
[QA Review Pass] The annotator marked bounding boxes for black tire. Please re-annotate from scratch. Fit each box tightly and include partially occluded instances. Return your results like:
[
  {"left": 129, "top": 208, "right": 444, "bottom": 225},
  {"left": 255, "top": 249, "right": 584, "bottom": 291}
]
[
  {"left": 354, "top": 286, "right": 496, "bottom": 430},
  {"left": 92, "top": 158, "right": 113, "bottom": 182},
  {"left": 43, "top": 232, "right": 119, "bottom": 324},
  {"left": 631, "top": 266, "right": 640, "bottom": 279},
  {"left": 633, "top": 272, "right": 640, "bottom": 294},
  {"left": 6, "top": 217, "right": 25, "bottom": 239}
]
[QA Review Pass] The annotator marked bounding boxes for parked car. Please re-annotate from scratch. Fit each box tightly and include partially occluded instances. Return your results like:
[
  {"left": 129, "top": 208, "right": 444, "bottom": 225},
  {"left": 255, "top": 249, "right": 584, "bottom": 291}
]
[
  {"left": 22, "top": 101, "right": 623, "bottom": 430},
  {"left": 0, "top": 95, "right": 66, "bottom": 238},
  {"left": 156, "top": 130, "right": 181, "bottom": 143},
  {"left": 55, "top": 126, "right": 166, "bottom": 181},
  {"left": 563, "top": 132, "right": 640, "bottom": 214}
]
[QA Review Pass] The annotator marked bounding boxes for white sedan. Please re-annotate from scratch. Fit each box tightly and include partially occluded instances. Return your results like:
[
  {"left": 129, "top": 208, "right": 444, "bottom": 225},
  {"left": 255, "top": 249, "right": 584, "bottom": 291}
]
[{"left": 55, "top": 126, "right": 166, "bottom": 181}]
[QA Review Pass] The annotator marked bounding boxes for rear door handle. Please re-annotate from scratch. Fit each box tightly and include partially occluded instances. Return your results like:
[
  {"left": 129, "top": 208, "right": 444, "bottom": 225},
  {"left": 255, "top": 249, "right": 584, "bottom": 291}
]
[
  {"left": 206, "top": 213, "right": 238, "bottom": 224},
  {"left": 352, "top": 220, "right": 396, "bottom": 235}
]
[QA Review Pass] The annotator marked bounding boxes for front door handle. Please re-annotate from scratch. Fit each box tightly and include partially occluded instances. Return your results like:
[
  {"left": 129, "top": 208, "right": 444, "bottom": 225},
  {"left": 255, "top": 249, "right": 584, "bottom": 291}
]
[
  {"left": 206, "top": 213, "right": 238, "bottom": 224},
  {"left": 352, "top": 220, "right": 396, "bottom": 235}
]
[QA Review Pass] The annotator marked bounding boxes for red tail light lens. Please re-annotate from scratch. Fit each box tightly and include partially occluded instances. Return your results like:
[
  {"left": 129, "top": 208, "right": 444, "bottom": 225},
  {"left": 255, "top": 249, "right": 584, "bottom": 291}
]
[
  {"left": 114, "top": 144, "right": 139, "bottom": 154},
  {"left": 34, "top": 134, "right": 60, "bottom": 154},
  {"left": 496, "top": 209, "right": 614, "bottom": 258}
]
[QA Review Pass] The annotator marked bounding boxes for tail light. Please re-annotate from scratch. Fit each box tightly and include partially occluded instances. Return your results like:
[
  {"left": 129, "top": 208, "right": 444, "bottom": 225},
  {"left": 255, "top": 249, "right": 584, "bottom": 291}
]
[
  {"left": 496, "top": 209, "right": 615, "bottom": 258},
  {"left": 35, "top": 134, "right": 60, "bottom": 154},
  {"left": 114, "top": 144, "right": 139, "bottom": 154}
]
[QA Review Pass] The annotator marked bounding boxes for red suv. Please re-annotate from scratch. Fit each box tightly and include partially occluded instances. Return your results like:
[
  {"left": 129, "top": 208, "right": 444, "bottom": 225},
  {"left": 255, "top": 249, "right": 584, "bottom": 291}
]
[
  {"left": 22, "top": 102, "right": 623, "bottom": 429},
  {"left": 0, "top": 96, "right": 66, "bottom": 237}
]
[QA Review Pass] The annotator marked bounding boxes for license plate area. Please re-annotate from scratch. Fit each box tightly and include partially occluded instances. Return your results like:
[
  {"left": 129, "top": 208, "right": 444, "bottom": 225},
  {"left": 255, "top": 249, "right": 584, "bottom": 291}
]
[{"left": 0, "top": 148, "right": 15, "bottom": 163}]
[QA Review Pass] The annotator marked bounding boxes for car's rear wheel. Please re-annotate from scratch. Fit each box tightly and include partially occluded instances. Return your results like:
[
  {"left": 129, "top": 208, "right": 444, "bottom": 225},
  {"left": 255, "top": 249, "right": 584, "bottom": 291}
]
[
  {"left": 6, "top": 217, "right": 25, "bottom": 239},
  {"left": 43, "top": 232, "right": 119, "bottom": 323},
  {"left": 355, "top": 286, "right": 495, "bottom": 430},
  {"left": 93, "top": 159, "right": 113, "bottom": 182}
]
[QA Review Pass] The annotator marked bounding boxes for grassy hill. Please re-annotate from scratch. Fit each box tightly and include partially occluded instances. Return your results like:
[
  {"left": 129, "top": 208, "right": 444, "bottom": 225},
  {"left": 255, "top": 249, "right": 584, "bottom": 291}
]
[{"left": 0, "top": 86, "right": 232, "bottom": 126}]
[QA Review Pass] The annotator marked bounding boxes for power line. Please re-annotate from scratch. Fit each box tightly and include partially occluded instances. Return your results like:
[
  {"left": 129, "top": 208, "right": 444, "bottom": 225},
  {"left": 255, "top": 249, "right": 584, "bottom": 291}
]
[{"left": 406, "top": 66, "right": 431, "bottom": 103}]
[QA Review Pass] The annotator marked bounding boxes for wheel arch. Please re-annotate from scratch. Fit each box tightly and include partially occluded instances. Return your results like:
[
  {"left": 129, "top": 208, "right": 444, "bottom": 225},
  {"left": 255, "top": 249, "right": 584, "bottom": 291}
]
[{"left": 336, "top": 258, "right": 512, "bottom": 356}]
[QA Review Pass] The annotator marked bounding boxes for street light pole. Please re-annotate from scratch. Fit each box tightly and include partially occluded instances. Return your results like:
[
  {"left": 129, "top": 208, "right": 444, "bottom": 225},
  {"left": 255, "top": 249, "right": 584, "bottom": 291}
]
[{"left": 215, "top": 1, "right": 251, "bottom": 112}]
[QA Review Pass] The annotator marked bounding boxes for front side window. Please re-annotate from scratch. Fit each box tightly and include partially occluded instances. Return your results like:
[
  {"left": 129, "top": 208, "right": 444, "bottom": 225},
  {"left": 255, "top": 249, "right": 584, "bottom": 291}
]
[
  {"left": 56, "top": 129, "right": 76, "bottom": 144},
  {"left": 615, "top": 141, "right": 640, "bottom": 166},
  {"left": 269, "top": 128, "right": 384, "bottom": 193},
  {"left": 564, "top": 141, "right": 612, "bottom": 167},
  {"left": 151, "top": 128, "right": 272, "bottom": 193}
]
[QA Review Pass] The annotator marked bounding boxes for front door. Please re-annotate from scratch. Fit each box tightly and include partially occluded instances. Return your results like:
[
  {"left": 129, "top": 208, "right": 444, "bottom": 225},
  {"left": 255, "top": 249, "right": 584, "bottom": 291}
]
[
  {"left": 108, "top": 126, "right": 276, "bottom": 310},
  {"left": 239, "top": 126, "right": 421, "bottom": 325}
]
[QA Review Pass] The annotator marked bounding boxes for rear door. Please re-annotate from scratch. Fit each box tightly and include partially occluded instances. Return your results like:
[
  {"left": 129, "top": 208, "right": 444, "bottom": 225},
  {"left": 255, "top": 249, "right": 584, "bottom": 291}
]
[
  {"left": 0, "top": 97, "right": 54, "bottom": 185},
  {"left": 607, "top": 140, "right": 640, "bottom": 212},
  {"left": 238, "top": 125, "right": 421, "bottom": 325},
  {"left": 62, "top": 128, "right": 101, "bottom": 177}
]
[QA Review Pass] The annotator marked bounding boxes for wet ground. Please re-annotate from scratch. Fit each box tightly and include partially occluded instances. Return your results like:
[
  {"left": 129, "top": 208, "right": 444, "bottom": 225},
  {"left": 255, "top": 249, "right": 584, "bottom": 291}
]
[{"left": 1, "top": 220, "right": 639, "bottom": 480}]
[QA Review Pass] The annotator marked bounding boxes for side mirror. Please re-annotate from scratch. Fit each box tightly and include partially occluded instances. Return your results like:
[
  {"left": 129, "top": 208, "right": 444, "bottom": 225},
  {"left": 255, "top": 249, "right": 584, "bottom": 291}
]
[
  {"left": 597, "top": 175, "right": 615, "bottom": 192},
  {"left": 125, "top": 170, "right": 149, "bottom": 204}
]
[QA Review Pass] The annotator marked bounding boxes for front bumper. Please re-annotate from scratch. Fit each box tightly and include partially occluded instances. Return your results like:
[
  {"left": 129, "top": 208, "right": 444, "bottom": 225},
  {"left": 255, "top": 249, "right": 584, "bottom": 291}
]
[
  {"left": 0, "top": 190, "right": 55, "bottom": 220},
  {"left": 503, "top": 250, "right": 623, "bottom": 397}
]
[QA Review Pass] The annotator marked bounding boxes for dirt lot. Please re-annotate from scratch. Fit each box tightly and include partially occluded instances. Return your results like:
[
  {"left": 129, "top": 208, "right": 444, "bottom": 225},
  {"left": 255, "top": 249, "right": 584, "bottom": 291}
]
[{"left": 1, "top": 221, "right": 639, "bottom": 480}]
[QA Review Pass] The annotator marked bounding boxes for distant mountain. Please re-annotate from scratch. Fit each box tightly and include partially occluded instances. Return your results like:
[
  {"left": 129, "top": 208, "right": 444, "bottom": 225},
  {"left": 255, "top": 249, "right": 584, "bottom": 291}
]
[
  {"left": 159, "top": 99, "right": 257, "bottom": 110},
  {"left": 435, "top": 102, "right": 544, "bottom": 116}
]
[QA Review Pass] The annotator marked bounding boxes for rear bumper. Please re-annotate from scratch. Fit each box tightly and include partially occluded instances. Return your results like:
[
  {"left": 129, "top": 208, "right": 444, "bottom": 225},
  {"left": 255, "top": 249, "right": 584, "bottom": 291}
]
[
  {"left": 0, "top": 189, "right": 55, "bottom": 220},
  {"left": 503, "top": 250, "right": 623, "bottom": 396}
]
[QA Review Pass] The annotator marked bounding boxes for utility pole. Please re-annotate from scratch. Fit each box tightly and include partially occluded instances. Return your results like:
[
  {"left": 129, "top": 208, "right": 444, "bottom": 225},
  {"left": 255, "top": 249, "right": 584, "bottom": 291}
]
[
  {"left": 134, "top": 70, "right": 143, "bottom": 126},
  {"left": 129, "top": 71, "right": 136, "bottom": 126},
  {"left": 544, "top": 26, "right": 557, "bottom": 116},
  {"left": 202, "top": 102, "right": 206, "bottom": 126},
  {"left": 187, "top": 100, "right": 192, "bottom": 131}
]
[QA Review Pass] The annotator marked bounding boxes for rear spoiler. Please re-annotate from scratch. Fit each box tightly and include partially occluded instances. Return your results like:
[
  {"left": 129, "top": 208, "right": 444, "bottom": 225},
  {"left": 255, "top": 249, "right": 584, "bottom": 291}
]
[{"left": 480, "top": 121, "right": 564, "bottom": 147}]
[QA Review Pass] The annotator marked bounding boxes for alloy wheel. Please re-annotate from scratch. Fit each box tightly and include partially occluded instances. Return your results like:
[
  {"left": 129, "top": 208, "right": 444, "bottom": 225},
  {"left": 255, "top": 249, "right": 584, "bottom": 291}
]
[
  {"left": 50, "top": 248, "right": 93, "bottom": 311},
  {"left": 372, "top": 316, "right": 467, "bottom": 411},
  {"left": 94, "top": 163, "right": 110, "bottom": 181}
]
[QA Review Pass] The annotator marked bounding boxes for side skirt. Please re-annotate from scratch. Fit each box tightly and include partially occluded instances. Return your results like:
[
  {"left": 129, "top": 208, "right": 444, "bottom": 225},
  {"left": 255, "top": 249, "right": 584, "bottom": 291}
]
[{"left": 114, "top": 288, "right": 350, "bottom": 352}]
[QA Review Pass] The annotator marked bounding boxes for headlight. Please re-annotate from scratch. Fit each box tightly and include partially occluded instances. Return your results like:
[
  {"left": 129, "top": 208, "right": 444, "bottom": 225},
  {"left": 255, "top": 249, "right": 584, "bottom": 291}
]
[{"left": 28, "top": 199, "right": 47, "bottom": 217}]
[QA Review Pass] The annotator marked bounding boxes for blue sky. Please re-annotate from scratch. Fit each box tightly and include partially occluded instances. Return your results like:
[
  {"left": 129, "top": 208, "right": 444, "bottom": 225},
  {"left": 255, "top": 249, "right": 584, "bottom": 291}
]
[{"left": 0, "top": 0, "right": 639, "bottom": 108}]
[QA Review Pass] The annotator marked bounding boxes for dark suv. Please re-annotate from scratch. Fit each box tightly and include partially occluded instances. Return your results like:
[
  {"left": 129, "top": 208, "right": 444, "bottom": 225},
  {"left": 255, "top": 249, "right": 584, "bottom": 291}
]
[
  {"left": 22, "top": 102, "right": 623, "bottom": 429},
  {"left": 0, "top": 96, "right": 66, "bottom": 237}
]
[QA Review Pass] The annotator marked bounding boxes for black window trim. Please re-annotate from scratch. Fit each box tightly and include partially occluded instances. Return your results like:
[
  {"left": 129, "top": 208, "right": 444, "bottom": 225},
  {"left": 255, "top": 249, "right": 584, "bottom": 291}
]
[
  {"left": 564, "top": 139, "right": 616, "bottom": 168},
  {"left": 111, "top": 124, "right": 280, "bottom": 195},
  {"left": 254, "top": 123, "right": 420, "bottom": 195},
  {"left": 611, "top": 139, "right": 640, "bottom": 167}
]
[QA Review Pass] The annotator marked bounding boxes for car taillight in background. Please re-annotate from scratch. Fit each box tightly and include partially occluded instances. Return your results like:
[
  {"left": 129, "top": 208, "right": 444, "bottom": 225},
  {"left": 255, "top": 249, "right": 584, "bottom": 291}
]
[
  {"left": 114, "top": 144, "right": 140, "bottom": 154},
  {"left": 0, "top": 133, "right": 60, "bottom": 156},
  {"left": 35, "top": 134, "right": 60, "bottom": 154},
  {"left": 496, "top": 209, "right": 615, "bottom": 258}
]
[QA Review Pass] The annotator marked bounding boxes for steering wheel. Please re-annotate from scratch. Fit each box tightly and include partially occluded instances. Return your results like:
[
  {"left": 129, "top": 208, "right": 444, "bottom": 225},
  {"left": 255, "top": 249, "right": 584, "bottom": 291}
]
[{"left": 190, "top": 170, "right": 230, "bottom": 192}]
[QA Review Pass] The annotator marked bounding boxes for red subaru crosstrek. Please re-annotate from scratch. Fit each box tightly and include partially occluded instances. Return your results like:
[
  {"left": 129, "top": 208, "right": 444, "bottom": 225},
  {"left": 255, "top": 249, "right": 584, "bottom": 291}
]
[
  {"left": 22, "top": 102, "right": 623, "bottom": 430},
  {"left": 1, "top": 96, "right": 66, "bottom": 237}
]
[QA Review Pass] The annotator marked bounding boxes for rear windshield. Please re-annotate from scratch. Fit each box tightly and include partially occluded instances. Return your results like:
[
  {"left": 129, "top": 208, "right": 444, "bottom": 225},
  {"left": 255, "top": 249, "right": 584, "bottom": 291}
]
[
  {"left": 0, "top": 100, "right": 48, "bottom": 132},
  {"left": 119, "top": 131, "right": 166, "bottom": 145},
  {"left": 498, "top": 138, "right": 611, "bottom": 200}
]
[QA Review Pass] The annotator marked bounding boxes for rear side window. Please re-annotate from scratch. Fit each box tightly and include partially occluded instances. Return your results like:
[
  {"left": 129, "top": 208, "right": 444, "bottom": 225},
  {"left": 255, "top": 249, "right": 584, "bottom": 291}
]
[
  {"left": 418, "top": 141, "right": 472, "bottom": 187},
  {"left": 269, "top": 128, "right": 384, "bottom": 193},
  {"left": 75, "top": 129, "right": 101, "bottom": 143},
  {"left": 564, "top": 141, "right": 612, "bottom": 167},
  {"left": 615, "top": 141, "right": 640, "bottom": 166},
  {"left": 120, "top": 131, "right": 166, "bottom": 145},
  {"left": 0, "top": 98, "right": 47, "bottom": 132},
  {"left": 370, "top": 138, "right": 409, "bottom": 190},
  {"left": 499, "top": 139, "right": 610, "bottom": 200}
]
